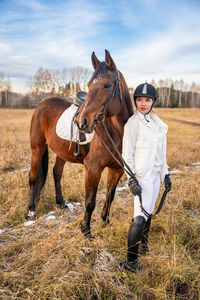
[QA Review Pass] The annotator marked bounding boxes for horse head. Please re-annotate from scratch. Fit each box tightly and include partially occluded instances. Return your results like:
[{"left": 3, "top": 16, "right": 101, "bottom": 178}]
[{"left": 77, "top": 50, "right": 132, "bottom": 133}]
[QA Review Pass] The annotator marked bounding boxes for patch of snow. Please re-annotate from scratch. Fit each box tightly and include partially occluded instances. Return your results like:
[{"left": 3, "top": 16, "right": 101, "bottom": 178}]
[
  {"left": 98, "top": 193, "right": 105, "bottom": 198},
  {"left": 169, "top": 169, "right": 182, "bottom": 174},
  {"left": 47, "top": 211, "right": 55, "bottom": 215},
  {"left": 8, "top": 166, "right": 30, "bottom": 174},
  {"left": 116, "top": 183, "right": 128, "bottom": 192},
  {"left": 184, "top": 210, "right": 200, "bottom": 224},
  {"left": 0, "top": 228, "right": 6, "bottom": 234},
  {"left": 192, "top": 162, "right": 200, "bottom": 166},
  {"left": 45, "top": 215, "right": 56, "bottom": 221},
  {"left": 24, "top": 220, "right": 35, "bottom": 226},
  {"left": 65, "top": 203, "right": 75, "bottom": 212}
]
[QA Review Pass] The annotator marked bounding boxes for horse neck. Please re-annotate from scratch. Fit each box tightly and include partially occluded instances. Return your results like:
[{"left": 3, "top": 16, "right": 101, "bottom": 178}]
[
  {"left": 104, "top": 74, "right": 133, "bottom": 135},
  {"left": 99, "top": 90, "right": 133, "bottom": 149},
  {"left": 105, "top": 97, "right": 131, "bottom": 140},
  {"left": 102, "top": 117, "right": 123, "bottom": 149}
]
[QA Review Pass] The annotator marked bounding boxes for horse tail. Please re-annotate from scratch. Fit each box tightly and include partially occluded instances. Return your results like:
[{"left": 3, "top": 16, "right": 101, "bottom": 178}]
[
  {"left": 30, "top": 146, "right": 48, "bottom": 197},
  {"left": 40, "top": 146, "right": 49, "bottom": 188}
]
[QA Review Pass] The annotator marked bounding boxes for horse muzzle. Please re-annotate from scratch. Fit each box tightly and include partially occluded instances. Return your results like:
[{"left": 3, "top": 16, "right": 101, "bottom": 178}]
[{"left": 77, "top": 118, "right": 95, "bottom": 133}]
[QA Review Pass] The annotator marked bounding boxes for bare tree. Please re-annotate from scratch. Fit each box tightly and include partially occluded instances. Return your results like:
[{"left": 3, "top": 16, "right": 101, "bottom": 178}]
[
  {"left": 50, "top": 69, "right": 61, "bottom": 93},
  {"left": 0, "top": 73, "right": 5, "bottom": 91},
  {"left": 28, "top": 66, "right": 92, "bottom": 103},
  {"left": 67, "top": 66, "right": 92, "bottom": 90},
  {"left": 0, "top": 74, "right": 12, "bottom": 107},
  {"left": 190, "top": 82, "right": 197, "bottom": 107}
]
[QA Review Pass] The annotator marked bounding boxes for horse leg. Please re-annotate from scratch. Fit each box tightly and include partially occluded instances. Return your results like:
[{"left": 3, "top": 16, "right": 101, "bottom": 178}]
[
  {"left": 28, "top": 145, "right": 48, "bottom": 219},
  {"left": 53, "top": 156, "right": 66, "bottom": 207},
  {"left": 101, "top": 167, "right": 124, "bottom": 227},
  {"left": 81, "top": 164, "right": 102, "bottom": 238}
]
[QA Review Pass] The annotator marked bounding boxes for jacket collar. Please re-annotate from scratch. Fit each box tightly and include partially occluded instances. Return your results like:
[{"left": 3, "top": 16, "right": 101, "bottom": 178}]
[
  {"left": 150, "top": 111, "right": 168, "bottom": 134},
  {"left": 136, "top": 111, "right": 150, "bottom": 126},
  {"left": 136, "top": 110, "right": 168, "bottom": 134}
]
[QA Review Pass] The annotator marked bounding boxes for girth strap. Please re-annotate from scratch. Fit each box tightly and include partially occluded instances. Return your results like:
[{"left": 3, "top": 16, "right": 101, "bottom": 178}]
[{"left": 69, "top": 94, "right": 90, "bottom": 157}]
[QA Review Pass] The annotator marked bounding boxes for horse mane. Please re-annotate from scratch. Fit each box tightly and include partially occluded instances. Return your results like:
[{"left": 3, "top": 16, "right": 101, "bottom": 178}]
[
  {"left": 120, "top": 72, "right": 134, "bottom": 118},
  {"left": 88, "top": 62, "right": 108, "bottom": 83}
]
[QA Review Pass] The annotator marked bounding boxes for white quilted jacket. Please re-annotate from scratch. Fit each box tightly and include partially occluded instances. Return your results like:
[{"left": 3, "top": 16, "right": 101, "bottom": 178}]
[{"left": 122, "top": 110, "right": 169, "bottom": 181}]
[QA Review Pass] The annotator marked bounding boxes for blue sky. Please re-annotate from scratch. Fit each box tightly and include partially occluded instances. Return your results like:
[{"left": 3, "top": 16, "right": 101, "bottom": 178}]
[{"left": 0, "top": 0, "right": 200, "bottom": 93}]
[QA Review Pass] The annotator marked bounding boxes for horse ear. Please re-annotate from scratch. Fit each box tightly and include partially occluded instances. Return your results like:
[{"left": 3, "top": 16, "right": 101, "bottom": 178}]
[
  {"left": 91, "top": 51, "right": 100, "bottom": 69},
  {"left": 105, "top": 49, "right": 117, "bottom": 70}
]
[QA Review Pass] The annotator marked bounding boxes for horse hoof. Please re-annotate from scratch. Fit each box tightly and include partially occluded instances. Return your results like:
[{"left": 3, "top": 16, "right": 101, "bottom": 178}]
[
  {"left": 27, "top": 210, "right": 36, "bottom": 220},
  {"left": 102, "top": 219, "right": 110, "bottom": 228},
  {"left": 80, "top": 222, "right": 94, "bottom": 238},
  {"left": 102, "top": 222, "right": 107, "bottom": 228},
  {"left": 85, "top": 232, "right": 95, "bottom": 239}
]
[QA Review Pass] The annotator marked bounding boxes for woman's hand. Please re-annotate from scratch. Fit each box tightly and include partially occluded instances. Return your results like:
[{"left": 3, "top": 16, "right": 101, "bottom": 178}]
[
  {"left": 128, "top": 177, "right": 142, "bottom": 196},
  {"left": 164, "top": 174, "right": 172, "bottom": 192}
]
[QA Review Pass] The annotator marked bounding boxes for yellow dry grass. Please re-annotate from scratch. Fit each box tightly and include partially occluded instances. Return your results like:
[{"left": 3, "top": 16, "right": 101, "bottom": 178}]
[{"left": 0, "top": 108, "right": 199, "bottom": 299}]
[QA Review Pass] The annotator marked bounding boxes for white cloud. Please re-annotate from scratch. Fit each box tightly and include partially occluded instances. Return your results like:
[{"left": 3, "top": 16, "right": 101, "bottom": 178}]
[
  {"left": 0, "top": 0, "right": 107, "bottom": 91},
  {"left": 114, "top": 6, "right": 200, "bottom": 87},
  {"left": 0, "top": 0, "right": 200, "bottom": 92},
  {"left": 0, "top": 42, "right": 12, "bottom": 54},
  {"left": 14, "top": 0, "right": 46, "bottom": 11}
]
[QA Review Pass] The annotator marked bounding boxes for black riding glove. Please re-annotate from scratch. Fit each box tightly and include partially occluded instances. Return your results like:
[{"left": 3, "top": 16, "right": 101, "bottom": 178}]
[
  {"left": 128, "top": 176, "right": 142, "bottom": 196},
  {"left": 164, "top": 174, "right": 172, "bottom": 192}
]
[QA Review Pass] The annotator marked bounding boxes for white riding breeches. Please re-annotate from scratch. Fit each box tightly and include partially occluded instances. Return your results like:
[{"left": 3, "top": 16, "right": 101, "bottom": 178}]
[{"left": 134, "top": 171, "right": 161, "bottom": 221}]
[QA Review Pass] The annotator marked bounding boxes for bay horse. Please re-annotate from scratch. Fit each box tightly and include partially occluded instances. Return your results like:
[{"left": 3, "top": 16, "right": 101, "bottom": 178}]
[{"left": 28, "top": 50, "right": 133, "bottom": 237}]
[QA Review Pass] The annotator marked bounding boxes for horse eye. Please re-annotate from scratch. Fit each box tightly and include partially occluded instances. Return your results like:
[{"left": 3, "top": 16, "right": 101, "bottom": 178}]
[{"left": 104, "top": 83, "right": 111, "bottom": 89}]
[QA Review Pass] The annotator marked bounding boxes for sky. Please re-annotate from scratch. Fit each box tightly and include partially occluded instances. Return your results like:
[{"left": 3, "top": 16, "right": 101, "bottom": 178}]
[{"left": 0, "top": 0, "right": 200, "bottom": 93}]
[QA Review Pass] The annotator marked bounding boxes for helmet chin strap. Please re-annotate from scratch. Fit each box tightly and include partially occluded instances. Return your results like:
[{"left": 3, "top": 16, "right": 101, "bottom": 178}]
[
  {"left": 144, "top": 113, "right": 149, "bottom": 122},
  {"left": 146, "top": 100, "right": 156, "bottom": 114},
  {"left": 141, "top": 99, "right": 156, "bottom": 122}
]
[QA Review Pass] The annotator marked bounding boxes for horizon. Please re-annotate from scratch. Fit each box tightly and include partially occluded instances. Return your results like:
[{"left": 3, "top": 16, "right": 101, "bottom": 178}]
[{"left": 0, "top": 0, "right": 200, "bottom": 93}]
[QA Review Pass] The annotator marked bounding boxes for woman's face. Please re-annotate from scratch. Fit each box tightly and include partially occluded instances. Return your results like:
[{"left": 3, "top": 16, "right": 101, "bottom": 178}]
[{"left": 136, "top": 97, "right": 154, "bottom": 114}]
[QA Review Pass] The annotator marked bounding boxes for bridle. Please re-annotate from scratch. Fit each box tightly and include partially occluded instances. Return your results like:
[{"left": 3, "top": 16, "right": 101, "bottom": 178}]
[
  {"left": 93, "top": 71, "right": 122, "bottom": 125},
  {"left": 82, "top": 71, "right": 168, "bottom": 219}
]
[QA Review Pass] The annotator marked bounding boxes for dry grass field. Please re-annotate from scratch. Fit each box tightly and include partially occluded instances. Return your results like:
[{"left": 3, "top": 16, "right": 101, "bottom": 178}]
[{"left": 0, "top": 107, "right": 199, "bottom": 299}]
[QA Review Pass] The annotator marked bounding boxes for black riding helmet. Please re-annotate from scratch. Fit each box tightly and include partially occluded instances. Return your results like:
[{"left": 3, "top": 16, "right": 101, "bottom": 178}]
[{"left": 133, "top": 83, "right": 157, "bottom": 108}]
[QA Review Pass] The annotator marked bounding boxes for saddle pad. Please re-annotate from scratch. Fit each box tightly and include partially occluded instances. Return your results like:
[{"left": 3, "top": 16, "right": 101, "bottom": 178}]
[{"left": 56, "top": 104, "right": 94, "bottom": 144}]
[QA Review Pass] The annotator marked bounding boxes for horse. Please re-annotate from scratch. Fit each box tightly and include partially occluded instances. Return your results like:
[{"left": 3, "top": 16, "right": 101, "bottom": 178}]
[{"left": 28, "top": 50, "right": 133, "bottom": 237}]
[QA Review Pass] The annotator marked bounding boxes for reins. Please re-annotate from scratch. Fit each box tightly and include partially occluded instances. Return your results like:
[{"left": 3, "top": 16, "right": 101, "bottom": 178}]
[{"left": 92, "top": 71, "right": 168, "bottom": 219}]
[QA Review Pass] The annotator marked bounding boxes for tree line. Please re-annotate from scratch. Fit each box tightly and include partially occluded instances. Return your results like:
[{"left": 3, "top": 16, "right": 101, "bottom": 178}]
[{"left": 0, "top": 68, "right": 200, "bottom": 108}]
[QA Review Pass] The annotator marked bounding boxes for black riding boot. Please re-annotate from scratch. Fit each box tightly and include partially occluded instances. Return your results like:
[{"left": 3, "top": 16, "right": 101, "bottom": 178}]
[
  {"left": 139, "top": 217, "right": 151, "bottom": 254},
  {"left": 125, "top": 215, "right": 146, "bottom": 272}
]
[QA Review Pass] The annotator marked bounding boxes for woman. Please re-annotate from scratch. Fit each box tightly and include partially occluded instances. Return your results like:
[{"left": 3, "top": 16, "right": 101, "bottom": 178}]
[{"left": 122, "top": 83, "right": 171, "bottom": 272}]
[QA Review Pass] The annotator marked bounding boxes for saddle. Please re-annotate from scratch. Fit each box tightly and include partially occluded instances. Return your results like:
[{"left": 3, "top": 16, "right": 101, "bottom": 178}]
[
  {"left": 70, "top": 91, "right": 89, "bottom": 157},
  {"left": 74, "top": 91, "right": 87, "bottom": 106}
]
